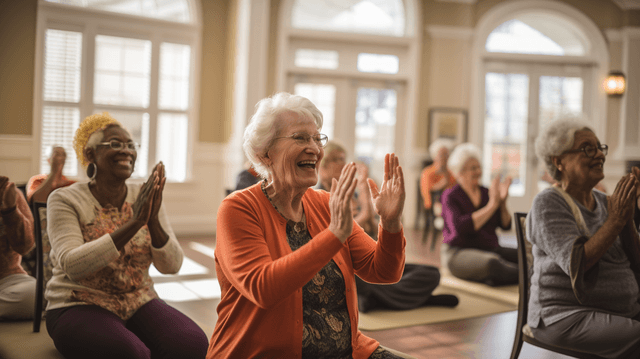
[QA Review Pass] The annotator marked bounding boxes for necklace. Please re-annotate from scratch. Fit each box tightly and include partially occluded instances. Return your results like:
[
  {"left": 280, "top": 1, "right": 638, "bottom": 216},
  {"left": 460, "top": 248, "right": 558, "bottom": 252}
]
[{"left": 261, "top": 180, "right": 306, "bottom": 233}]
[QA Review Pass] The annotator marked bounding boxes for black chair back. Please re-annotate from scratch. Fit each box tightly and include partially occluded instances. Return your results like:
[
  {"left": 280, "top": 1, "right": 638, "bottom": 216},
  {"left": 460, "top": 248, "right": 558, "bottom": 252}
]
[
  {"left": 31, "top": 201, "right": 47, "bottom": 332},
  {"left": 510, "top": 212, "right": 605, "bottom": 359}
]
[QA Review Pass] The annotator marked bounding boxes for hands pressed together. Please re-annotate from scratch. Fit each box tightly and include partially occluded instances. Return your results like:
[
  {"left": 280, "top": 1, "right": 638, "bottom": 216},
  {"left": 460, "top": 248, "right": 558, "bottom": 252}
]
[
  {"left": 133, "top": 162, "right": 166, "bottom": 226},
  {"left": 489, "top": 175, "right": 512, "bottom": 206},
  {"left": 329, "top": 153, "right": 405, "bottom": 242},
  {"left": 608, "top": 171, "right": 639, "bottom": 227}
]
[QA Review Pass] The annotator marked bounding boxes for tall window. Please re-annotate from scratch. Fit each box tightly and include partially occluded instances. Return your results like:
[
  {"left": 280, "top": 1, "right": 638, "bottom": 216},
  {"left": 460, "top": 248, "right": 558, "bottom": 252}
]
[{"left": 36, "top": 0, "right": 200, "bottom": 182}]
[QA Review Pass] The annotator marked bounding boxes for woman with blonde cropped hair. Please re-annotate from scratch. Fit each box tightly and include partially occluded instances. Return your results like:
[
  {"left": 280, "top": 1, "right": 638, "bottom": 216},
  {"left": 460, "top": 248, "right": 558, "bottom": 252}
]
[{"left": 44, "top": 112, "right": 207, "bottom": 359}]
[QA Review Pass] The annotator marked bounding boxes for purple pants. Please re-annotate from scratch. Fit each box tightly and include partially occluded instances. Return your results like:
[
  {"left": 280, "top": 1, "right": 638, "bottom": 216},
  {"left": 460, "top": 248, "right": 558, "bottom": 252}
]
[{"left": 46, "top": 299, "right": 208, "bottom": 359}]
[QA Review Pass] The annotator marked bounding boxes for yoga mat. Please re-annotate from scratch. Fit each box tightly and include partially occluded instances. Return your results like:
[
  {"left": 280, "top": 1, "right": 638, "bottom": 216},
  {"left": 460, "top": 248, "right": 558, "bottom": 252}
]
[{"left": 357, "top": 286, "right": 517, "bottom": 331}]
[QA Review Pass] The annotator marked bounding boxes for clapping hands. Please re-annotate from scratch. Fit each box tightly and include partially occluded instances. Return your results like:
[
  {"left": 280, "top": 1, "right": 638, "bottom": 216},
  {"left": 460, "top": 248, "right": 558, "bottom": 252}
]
[
  {"left": 368, "top": 154, "right": 405, "bottom": 233},
  {"left": 489, "top": 175, "right": 512, "bottom": 205}
]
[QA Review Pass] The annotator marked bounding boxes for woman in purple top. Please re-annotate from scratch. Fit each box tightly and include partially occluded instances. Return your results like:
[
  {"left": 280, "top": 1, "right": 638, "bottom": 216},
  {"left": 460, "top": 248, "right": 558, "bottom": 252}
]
[{"left": 440, "top": 143, "right": 518, "bottom": 286}]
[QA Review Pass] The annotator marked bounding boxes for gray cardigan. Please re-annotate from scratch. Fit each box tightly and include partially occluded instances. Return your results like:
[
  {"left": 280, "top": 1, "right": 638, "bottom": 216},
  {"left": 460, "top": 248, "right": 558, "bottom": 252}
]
[{"left": 527, "top": 187, "right": 640, "bottom": 328}]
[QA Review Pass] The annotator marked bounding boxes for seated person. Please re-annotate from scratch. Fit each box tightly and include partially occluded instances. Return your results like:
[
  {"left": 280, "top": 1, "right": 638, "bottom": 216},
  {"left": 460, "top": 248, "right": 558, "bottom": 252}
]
[
  {"left": 318, "top": 141, "right": 458, "bottom": 312},
  {"left": 234, "top": 162, "right": 261, "bottom": 191},
  {"left": 0, "top": 176, "right": 36, "bottom": 320},
  {"left": 209, "top": 92, "right": 408, "bottom": 358},
  {"left": 26, "top": 146, "right": 76, "bottom": 204},
  {"left": 420, "top": 138, "right": 456, "bottom": 232},
  {"left": 527, "top": 117, "right": 640, "bottom": 358},
  {"left": 441, "top": 143, "right": 517, "bottom": 286},
  {"left": 45, "top": 112, "right": 208, "bottom": 359}
]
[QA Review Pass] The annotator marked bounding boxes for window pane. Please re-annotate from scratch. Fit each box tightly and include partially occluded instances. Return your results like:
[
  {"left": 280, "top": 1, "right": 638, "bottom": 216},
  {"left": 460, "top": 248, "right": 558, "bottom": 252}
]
[
  {"left": 537, "top": 76, "right": 583, "bottom": 191},
  {"left": 159, "top": 43, "right": 191, "bottom": 111},
  {"left": 291, "top": 0, "right": 405, "bottom": 37},
  {"left": 44, "top": 0, "right": 191, "bottom": 24},
  {"left": 293, "top": 83, "right": 336, "bottom": 140},
  {"left": 486, "top": 18, "right": 586, "bottom": 56},
  {"left": 484, "top": 73, "right": 529, "bottom": 197},
  {"left": 157, "top": 113, "right": 188, "bottom": 182},
  {"left": 354, "top": 87, "right": 396, "bottom": 182},
  {"left": 94, "top": 35, "right": 151, "bottom": 108},
  {"left": 95, "top": 110, "right": 149, "bottom": 179},
  {"left": 44, "top": 29, "right": 82, "bottom": 103},
  {"left": 41, "top": 106, "right": 80, "bottom": 176},
  {"left": 294, "top": 49, "right": 338, "bottom": 70},
  {"left": 357, "top": 53, "right": 398, "bottom": 74}
]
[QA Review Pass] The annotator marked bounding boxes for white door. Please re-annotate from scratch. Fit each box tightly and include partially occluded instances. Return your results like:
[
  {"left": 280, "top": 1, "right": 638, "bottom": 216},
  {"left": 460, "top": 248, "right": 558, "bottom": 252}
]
[
  {"left": 289, "top": 75, "right": 405, "bottom": 183},
  {"left": 482, "top": 61, "right": 587, "bottom": 213}
]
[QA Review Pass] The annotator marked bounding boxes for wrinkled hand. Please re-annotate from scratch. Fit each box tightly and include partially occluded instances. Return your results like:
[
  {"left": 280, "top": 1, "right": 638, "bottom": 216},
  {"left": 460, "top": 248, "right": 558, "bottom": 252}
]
[
  {"left": 0, "top": 177, "right": 17, "bottom": 212},
  {"left": 132, "top": 171, "right": 158, "bottom": 225},
  {"left": 499, "top": 176, "right": 512, "bottom": 202},
  {"left": 608, "top": 174, "right": 637, "bottom": 227},
  {"left": 368, "top": 153, "right": 405, "bottom": 233},
  {"left": 489, "top": 176, "right": 501, "bottom": 204},
  {"left": 148, "top": 162, "right": 166, "bottom": 223},
  {"left": 329, "top": 162, "right": 358, "bottom": 243},
  {"left": 355, "top": 163, "right": 369, "bottom": 189}
]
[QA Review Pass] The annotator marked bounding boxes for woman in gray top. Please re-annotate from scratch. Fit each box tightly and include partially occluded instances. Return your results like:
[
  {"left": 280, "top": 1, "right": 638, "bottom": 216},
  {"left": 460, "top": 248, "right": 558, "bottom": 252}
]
[{"left": 528, "top": 117, "right": 640, "bottom": 358}]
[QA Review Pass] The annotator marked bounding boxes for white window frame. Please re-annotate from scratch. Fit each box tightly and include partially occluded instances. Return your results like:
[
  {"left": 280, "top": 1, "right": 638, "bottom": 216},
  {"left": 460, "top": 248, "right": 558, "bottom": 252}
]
[
  {"left": 469, "top": 0, "right": 609, "bottom": 149},
  {"left": 32, "top": 0, "right": 202, "bottom": 182}
]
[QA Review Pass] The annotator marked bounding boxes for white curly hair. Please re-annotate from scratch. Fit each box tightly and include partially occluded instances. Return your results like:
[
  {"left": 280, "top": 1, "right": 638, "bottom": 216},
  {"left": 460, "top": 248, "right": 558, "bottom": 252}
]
[
  {"left": 535, "top": 117, "right": 594, "bottom": 181},
  {"left": 243, "top": 92, "right": 323, "bottom": 179}
]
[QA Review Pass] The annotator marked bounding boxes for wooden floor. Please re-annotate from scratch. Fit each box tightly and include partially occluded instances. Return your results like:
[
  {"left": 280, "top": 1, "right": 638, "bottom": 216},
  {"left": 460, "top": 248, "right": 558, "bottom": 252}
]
[{"left": 162, "top": 226, "right": 574, "bottom": 359}]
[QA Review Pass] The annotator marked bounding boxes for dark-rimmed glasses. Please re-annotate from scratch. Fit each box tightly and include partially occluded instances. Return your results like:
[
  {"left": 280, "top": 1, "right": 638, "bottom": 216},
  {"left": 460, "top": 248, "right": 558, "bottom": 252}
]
[
  {"left": 275, "top": 133, "right": 328, "bottom": 148},
  {"left": 97, "top": 140, "right": 140, "bottom": 151},
  {"left": 562, "top": 144, "right": 608, "bottom": 158}
]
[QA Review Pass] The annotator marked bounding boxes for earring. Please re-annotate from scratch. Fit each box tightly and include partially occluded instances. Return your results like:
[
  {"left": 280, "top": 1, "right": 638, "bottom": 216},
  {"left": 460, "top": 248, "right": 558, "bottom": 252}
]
[{"left": 86, "top": 163, "right": 97, "bottom": 180}]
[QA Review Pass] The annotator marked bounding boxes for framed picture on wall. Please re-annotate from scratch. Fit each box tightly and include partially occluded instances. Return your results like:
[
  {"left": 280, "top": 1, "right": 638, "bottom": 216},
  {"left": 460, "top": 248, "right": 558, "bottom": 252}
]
[{"left": 429, "top": 107, "right": 468, "bottom": 146}]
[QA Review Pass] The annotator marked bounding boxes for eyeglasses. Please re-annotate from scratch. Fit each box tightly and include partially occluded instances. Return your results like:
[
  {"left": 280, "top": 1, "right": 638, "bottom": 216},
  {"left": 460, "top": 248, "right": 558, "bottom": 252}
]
[
  {"left": 563, "top": 144, "right": 608, "bottom": 158},
  {"left": 97, "top": 140, "right": 140, "bottom": 151},
  {"left": 275, "top": 132, "right": 328, "bottom": 148}
]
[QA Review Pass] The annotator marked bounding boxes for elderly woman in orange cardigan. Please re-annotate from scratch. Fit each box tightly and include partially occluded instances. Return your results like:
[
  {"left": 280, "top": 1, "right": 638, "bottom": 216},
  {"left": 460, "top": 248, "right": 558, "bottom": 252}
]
[{"left": 208, "top": 92, "right": 408, "bottom": 359}]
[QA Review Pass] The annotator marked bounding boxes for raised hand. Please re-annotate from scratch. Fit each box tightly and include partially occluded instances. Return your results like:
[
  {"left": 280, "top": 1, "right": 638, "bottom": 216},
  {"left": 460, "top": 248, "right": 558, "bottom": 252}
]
[
  {"left": 488, "top": 176, "right": 501, "bottom": 205},
  {"left": 132, "top": 171, "right": 158, "bottom": 225},
  {"left": 148, "top": 162, "right": 166, "bottom": 224},
  {"left": 328, "top": 162, "right": 358, "bottom": 243},
  {"left": 368, "top": 153, "right": 405, "bottom": 233},
  {"left": 608, "top": 174, "right": 638, "bottom": 227},
  {"left": 499, "top": 176, "right": 512, "bottom": 202}
]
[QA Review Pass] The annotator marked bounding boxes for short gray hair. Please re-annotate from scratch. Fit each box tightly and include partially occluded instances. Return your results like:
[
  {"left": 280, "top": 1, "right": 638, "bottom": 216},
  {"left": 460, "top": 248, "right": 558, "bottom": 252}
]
[
  {"left": 535, "top": 117, "right": 593, "bottom": 181},
  {"left": 429, "top": 138, "right": 455, "bottom": 160},
  {"left": 447, "top": 143, "right": 481, "bottom": 178},
  {"left": 243, "top": 92, "right": 323, "bottom": 179}
]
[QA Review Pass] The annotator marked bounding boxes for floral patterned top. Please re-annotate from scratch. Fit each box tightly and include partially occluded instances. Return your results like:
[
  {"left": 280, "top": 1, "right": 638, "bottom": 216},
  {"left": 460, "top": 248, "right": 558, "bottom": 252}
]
[
  {"left": 285, "top": 217, "right": 402, "bottom": 359},
  {"left": 45, "top": 182, "right": 183, "bottom": 320}
]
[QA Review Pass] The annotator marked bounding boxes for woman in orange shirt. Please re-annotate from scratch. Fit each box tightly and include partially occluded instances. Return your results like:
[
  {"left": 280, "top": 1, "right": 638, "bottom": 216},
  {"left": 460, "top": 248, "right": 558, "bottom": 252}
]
[{"left": 209, "top": 92, "right": 408, "bottom": 358}]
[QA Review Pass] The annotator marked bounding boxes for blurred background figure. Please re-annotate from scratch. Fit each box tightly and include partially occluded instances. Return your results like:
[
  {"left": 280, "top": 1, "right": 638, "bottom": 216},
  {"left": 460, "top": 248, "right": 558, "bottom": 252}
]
[
  {"left": 234, "top": 161, "right": 261, "bottom": 191},
  {"left": 26, "top": 146, "right": 76, "bottom": 204},
  {"left": 441, "top": 143, "right": 518, "bottom": 286},
  {"left": 420, "top": 138, "right": 457, "bottom": 246},
  {"left": 318, "top": 140, "right": 458, "bottom": 313},
  {"left": 0, "top": 176, "right": 35, "bottom": 320}
]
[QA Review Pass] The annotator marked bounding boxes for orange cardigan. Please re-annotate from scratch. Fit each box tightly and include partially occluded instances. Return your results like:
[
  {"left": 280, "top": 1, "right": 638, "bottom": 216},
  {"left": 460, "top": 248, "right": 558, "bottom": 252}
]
[
  {"left": 419, "top": 164, "right": 456, "bottom": 209},
  {"left": 208, "top": 183, "right": 406, "bottom": 358}
]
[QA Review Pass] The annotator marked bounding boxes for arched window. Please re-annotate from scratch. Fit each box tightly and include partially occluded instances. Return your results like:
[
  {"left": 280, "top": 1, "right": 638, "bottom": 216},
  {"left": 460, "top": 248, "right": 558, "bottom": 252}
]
[
  {"left": 291, "top": 0, "right": 406, "bottom": 37},
  {"left": 486, "top": 13, "right": 587, "bottom": 56},
  {"left": 472, "top": 2, "right": 608, "bottom": 214},
  {"left": 279, "top": 0, "right": 420, "bottom": 181},
  {"left": 35, "top": 0, "right": 201, "bottom": 182}
]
